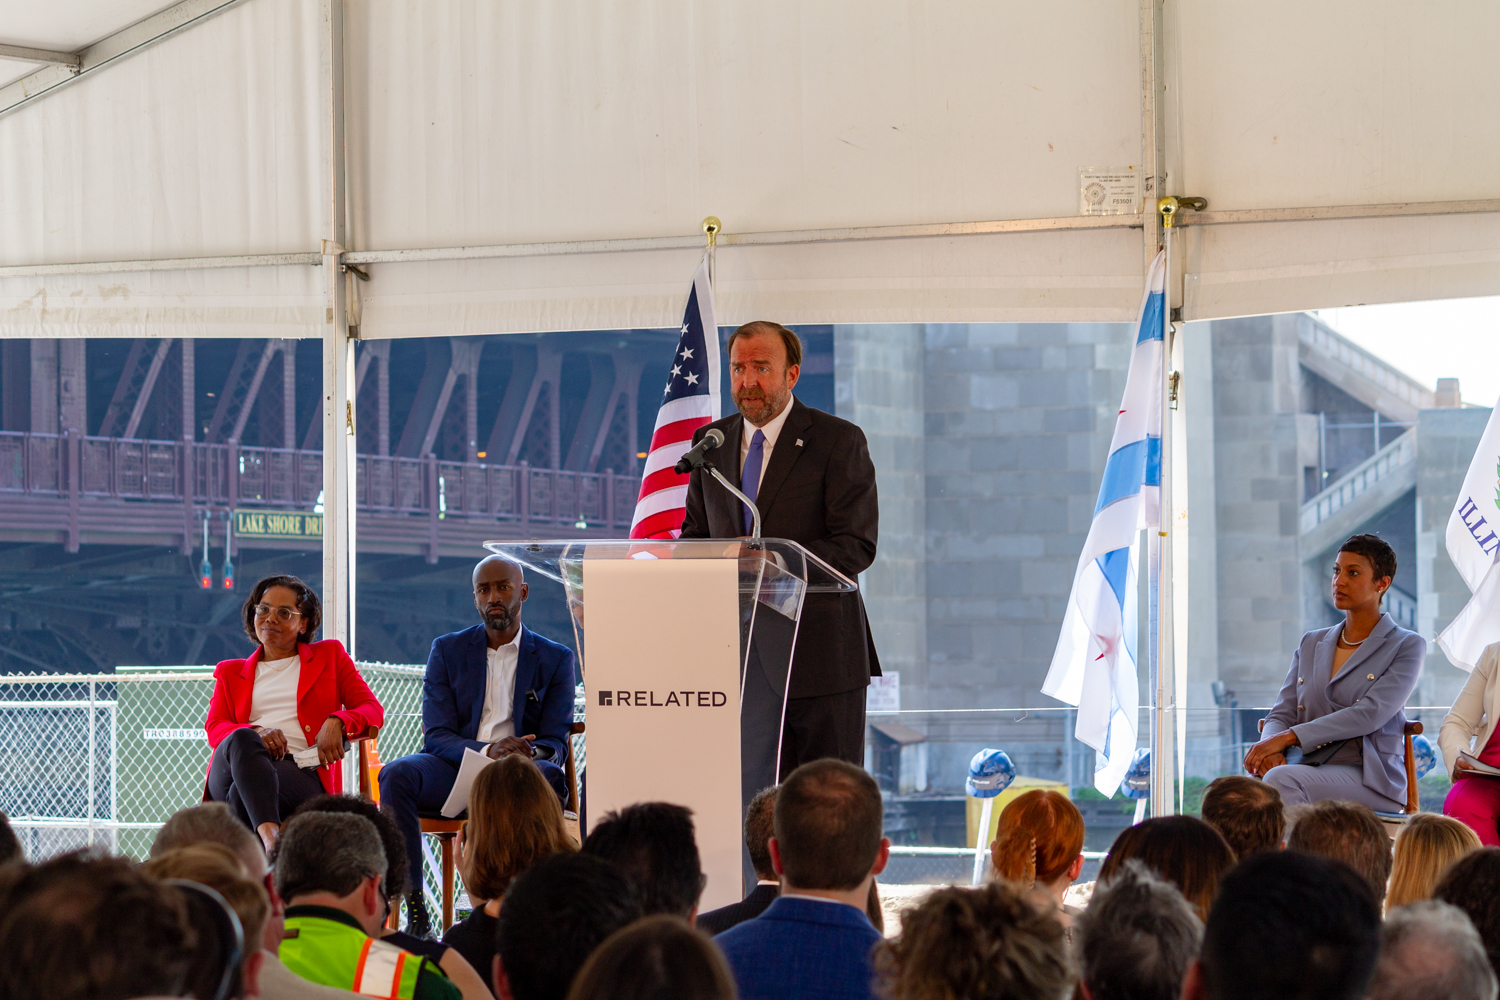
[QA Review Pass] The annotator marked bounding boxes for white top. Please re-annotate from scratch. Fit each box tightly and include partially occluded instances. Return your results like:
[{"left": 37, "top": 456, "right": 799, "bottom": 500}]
[
  {"left": 477, "top": 631, "right": 522, "bottom": 744},
  {"left": 739, "top": 400, "right": 795, "bottom": 492},
  {"left": 250, "top": 655, "right": 320, "bottom": 768}
]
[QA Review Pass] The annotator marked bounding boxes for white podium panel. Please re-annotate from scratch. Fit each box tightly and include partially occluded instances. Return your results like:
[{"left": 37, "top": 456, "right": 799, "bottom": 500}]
[{"left": 581, "top": 557, "right": 743, "bottom": 910}]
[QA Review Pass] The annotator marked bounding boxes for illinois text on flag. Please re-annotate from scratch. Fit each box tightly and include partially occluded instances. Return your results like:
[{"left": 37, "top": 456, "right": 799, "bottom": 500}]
[
  {"left": 1437, "top": 394, "right": 1500, "bottom": 671},
  {"left": 629, "top": 258, "right": 721, "bottom": 539},
  {"left": 1042, "top": 249, "right": 1165, "bottom": 795}
]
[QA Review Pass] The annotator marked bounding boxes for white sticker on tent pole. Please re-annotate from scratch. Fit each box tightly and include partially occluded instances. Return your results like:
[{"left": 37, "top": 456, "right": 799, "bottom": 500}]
[{"left": 1079, "top": 166, "right": 1139, "bottom": 216}]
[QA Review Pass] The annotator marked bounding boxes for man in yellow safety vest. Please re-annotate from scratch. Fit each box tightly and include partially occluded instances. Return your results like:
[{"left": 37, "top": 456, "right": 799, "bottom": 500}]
[{"left": 274, "top": 811, "right": 460, "bottom": 1000}]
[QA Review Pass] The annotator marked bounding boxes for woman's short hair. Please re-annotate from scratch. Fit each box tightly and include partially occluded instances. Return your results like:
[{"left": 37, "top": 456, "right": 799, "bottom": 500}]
[
  {"left": 462, "top": 754, "right": 575, "bottom": 902},
  {"left": 241, "top": 574, "right": 321, "bottom": 644},
  {"left": 1388, "top": 813, "right": 1483, "bottom": 911},
  {"left": 990, "top": 789, "right": 1085, "bottom": 886},
  {"left": 1098, "top": 815, "right": 1236, "bottom": 922},
  {"left": 565, "top": 915, "right": 735, "bottom": 1000},
  {"left": 875, "top": 882, "right": 1071, "bottom": 1000},
  {"left": 1339, "top": 533, "right": 1398, "bottom": 584}
]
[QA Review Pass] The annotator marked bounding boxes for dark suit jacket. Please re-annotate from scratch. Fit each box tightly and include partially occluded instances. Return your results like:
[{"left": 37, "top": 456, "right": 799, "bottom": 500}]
[
  {"left": 715, "top": 896, "right": 882, "bottom": 1000},
  {"left": 420, "top": 624, "right": 575, "bottom": 766},
  {"left": 698, "top": 883, "right": 779, "bottom": 936},
  {"left": 679, "top": 397, "right": 880, "bottom": 698}
]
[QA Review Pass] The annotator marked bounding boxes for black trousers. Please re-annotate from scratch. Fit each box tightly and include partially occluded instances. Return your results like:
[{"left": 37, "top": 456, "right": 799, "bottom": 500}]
[{"left": 207, "top": 727, "right": 325, "bottom": 830}]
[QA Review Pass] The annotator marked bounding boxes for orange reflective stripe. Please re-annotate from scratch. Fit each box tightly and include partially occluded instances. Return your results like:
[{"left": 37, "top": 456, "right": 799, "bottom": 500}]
[{"left": 352, "top": 938, "right": 373, "bottom": 993}]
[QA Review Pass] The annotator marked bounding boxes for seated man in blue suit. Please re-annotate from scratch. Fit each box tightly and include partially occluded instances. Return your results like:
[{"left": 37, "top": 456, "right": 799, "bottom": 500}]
[
  {"left": 716, "top": 759, "right": 890, "bottom": 1000},
  {"left": 379, "top": 555, "right": 575, "bottom": 938}
]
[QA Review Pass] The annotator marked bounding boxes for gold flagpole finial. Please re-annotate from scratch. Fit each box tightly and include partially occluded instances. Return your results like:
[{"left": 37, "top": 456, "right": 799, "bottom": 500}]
[
  {"left": 1157, "top": 196, "right": 1180, "bottom": 229},
  {"left": 702, "top": 216, "right": 722, "bottom": 247}
]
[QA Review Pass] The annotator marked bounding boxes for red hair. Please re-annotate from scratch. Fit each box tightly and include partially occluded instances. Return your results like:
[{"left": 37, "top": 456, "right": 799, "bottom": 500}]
[{"left": 990, "top": 789, "right": 1085, "bottom": 886}]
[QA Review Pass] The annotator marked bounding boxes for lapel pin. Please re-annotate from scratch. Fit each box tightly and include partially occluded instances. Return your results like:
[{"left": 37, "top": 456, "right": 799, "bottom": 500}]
[{"left": 795, "top": 439, "right": 804, "bottom": 447}]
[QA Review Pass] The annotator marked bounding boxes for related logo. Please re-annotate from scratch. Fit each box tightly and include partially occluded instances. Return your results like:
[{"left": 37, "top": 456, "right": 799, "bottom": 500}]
[{"left": 597, "top": 690, "right": 728, "bottom": 708}]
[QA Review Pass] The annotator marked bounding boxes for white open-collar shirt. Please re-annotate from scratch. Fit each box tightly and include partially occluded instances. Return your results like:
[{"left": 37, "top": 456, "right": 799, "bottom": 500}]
[{"left": 477, "top": 630, "right": 522, "bottom": 744}]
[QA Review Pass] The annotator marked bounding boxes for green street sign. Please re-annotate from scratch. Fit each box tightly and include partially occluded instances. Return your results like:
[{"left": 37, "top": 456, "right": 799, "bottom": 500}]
[{"left": 233, "top": 509, "right": 323, "bottom": 540}]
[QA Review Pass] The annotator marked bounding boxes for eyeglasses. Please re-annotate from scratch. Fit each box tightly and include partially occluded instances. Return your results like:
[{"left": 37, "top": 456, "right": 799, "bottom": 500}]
[{"left": 253, "top": 604, "right": 304, "bottom": 624}]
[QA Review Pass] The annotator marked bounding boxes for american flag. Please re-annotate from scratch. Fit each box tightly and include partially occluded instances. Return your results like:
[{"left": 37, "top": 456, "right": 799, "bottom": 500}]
[{"left": 629, "top": 257, "right": 721, "bottom": 538}]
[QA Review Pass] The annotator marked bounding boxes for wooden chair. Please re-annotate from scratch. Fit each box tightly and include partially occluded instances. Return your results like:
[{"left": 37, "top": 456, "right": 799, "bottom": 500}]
[
  {"left": 359, "top": 721, "right": 585, "bottom": 932},
  {"left": 1254, "top": 718, "right": 1424, "bottom": 815}
]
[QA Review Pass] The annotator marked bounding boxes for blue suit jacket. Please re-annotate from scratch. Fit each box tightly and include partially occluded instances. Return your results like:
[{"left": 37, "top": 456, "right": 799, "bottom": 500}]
[
  {"left": 714, "top": 896, "right": 881, "bottom": 1000},
  {"left": 420, "top": 624, "right": 575, "bottom": 767},
  {"left": 1263, "top": 613, "right": 1425, "bottom": 804}
]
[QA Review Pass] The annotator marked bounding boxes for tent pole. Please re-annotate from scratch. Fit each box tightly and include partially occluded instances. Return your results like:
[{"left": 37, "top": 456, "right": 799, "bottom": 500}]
[{"left": 1149, "top": 208, "right": 1177, "bottom": 818}]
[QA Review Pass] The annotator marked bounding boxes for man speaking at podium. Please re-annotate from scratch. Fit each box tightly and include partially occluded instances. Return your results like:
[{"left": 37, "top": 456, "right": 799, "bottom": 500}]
[{"left": 680, "top": 321, "right": 880, "bottom": 783}]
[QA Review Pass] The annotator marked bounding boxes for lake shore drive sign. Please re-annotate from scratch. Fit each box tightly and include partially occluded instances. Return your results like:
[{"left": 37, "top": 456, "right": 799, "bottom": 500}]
[{"left": 234, "top": 509, "right": 323, "bottom": 541}]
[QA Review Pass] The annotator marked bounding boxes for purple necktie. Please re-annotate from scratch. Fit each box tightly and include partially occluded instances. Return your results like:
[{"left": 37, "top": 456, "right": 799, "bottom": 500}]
[{"left": 741, "top": 429, "right": 765, "bottom": 534}]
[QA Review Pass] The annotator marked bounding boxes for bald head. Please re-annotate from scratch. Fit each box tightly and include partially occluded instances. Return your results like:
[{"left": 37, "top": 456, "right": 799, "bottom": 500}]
[{"left": 474, "top": 555, "right": 527, "bottom": 641}]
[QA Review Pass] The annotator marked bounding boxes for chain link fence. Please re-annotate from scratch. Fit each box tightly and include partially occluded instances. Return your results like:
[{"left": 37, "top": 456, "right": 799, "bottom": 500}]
[{"left": 0, "top": 664, "right": 591, "bottom": 920}]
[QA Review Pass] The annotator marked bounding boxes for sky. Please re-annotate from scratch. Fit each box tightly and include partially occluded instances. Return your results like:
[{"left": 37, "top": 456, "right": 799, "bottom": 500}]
[{"left": 1314, "top": 297, "right": 1500, "bottom": 409}]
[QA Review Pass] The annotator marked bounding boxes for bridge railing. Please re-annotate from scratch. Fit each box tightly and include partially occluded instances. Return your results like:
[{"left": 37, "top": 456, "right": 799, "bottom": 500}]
[{"left": 0, "top": 431, "right": 642, "bottom": 530}]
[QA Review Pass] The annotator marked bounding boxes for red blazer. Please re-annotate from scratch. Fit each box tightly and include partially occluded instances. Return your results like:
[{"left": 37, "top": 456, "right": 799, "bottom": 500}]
[{"left": 204, "top": 639, "right": 384, "bottom": 795}]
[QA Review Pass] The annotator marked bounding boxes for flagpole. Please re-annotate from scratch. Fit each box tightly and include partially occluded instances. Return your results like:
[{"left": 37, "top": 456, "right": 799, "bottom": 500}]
[
  {"left": 703, "top": 216, "right": 721, "bottom": 288},
  {"left": 1150, "top": 198, "right": 1178, "bottom": 819}
]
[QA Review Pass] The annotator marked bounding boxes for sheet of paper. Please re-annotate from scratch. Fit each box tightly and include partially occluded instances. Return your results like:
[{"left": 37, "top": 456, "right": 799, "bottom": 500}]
[
  {"left": 439, "top": 747, "right": 491, "bottom": 818},
  {"left": 1459, "top": 751, "right": 1500, "bottom": 777}
]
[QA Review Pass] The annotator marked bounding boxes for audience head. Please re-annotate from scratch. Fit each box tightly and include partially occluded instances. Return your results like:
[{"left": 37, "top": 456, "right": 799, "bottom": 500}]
[
  {"left": 1097, "top": 815, "right": 1234, "bottom": 921},
  {"left": 1285, "top": 800, "right": 1392, "bottom": 904},
  {"left": 142, "top": 843, "right": 270, "bottom": 999},
  {"left": 581, "top": 802, "right": 703, "bottom": 918},
  {"left": 1434, "top": 846, "right": 1500, "bottom": 975},
  {"left": 1369, "top": 900, "right": 1497, "bottom": 1000},
  {"left": 989, "top": 788, "right": 1085, "bottom": 888},
  {"left": 1077, "top": 860, "right": 1202, "bottom": 1000},
  {"left": 463, "top": 755, "right": 575, "bottom": 903},
  {"left": 154, "top": 802, "right": 265, "bottom": 873},
  {"left": 0, "top": 810, "right": 22, "bottom": 867},
  {"left": 1387, "top": 812, "right": 1482, "bottom": 910},
  {"left": 495, "top": 852, "right": 644, "bottom": 1000},
  {"left": 1200, "top": 775, "right": 1285, "bottom": 859},
  {"left": 875, "top": 881, "right": 1070, "bottom": 1000},
  {"left": 773, "top": 759, "right": 888, "bottom": 893},
  {"left": 274, "top": 811, "right": 388, "bottom": 936},
  {"left": 744, "top": 785, "right": 778, "bottom": 882},
  {"left": 1186, "top": 850, "right": 1379, "bottom": 1000},
  {"left": 291, "top": 793, "right": 412, "bottom": 901},
  {"left": 0, "top": 850, "right": 195, "bottom": 1000},
  {"left": 565, "top": 915, "right": 736, "bottom": 1000}
]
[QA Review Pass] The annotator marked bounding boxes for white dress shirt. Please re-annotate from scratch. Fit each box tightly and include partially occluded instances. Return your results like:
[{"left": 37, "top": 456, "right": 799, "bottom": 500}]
[
  {"left": 250, "top": 655, "right": 320, "bottom": 768},
  {"left": 739, "top": 399, "right": 795, "bottom": 490},
  {"left": 477, "top": 631, "right": 522, "bottom": 744}
]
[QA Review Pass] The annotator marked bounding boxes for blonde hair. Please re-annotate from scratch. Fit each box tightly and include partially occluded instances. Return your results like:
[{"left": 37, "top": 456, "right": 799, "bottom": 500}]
[
  {"left": 140, "top": 842, "right": 270, "bottom": 958},
  {"left": 990, "top": 790, "right": 1085, "bottom": 888},
  {"left": 461, "top": 754, "right": 575, "bottom": 902},
  {"left": 1387, "top": 813, "right": 1482, "bottom": 911}
]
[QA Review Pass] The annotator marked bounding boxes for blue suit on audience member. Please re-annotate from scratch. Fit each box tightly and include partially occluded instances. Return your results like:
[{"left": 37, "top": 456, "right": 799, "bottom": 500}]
[
  {"left": 715, "top": 895, "right": 882, "bottom": 1000},
  {"left": 1261, "top": 612, "right": 1424, "bottom": 812},
  {"left": 379, "top": 622, "right": 574, "bottom": 902}
]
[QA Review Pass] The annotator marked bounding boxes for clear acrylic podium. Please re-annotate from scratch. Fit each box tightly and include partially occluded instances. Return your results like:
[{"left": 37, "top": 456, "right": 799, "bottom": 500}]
[{"left": 484, "top": 538, "right": 857, "bottom": 909}]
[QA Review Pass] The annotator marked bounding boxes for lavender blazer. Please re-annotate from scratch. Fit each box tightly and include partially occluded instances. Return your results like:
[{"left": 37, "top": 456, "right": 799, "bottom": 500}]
[{"left": 1262, "top": 613, "right": 1425, "bottom": 805}]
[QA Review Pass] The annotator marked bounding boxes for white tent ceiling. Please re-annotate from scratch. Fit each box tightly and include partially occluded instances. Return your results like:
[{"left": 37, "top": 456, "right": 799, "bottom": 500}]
[{"left": 0, "top": 0, "right": 1497, "bottom": 338}]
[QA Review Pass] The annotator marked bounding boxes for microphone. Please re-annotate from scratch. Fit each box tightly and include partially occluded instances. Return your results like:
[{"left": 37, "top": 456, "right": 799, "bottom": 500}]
[{"left": 674, "top": 427, "right": 725, "bottom": 474}]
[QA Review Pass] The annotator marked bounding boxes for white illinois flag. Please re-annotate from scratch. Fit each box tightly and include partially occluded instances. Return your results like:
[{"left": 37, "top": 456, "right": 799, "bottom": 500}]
[
  {"left": 1042, "top": 249, "right": 1165, "bottom": 795},
  {"left": 1438, "top": 396, "right": 1500, "bottom": 671}
]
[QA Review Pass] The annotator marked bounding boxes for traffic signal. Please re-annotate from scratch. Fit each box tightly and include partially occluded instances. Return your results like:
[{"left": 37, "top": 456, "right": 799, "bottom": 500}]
[{"left": 198, "top": 517, "right": 212, "bottom": 589}]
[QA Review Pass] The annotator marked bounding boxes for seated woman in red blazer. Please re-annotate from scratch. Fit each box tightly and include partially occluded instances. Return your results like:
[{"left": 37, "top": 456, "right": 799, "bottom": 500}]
[{"left": 204, "top": 574, "right": 384, "bottom": 851}]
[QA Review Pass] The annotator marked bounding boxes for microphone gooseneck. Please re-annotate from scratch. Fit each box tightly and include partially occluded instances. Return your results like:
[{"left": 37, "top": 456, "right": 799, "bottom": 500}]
[{"left": 674, "top": 427, "right": 726, "bottom": 474}]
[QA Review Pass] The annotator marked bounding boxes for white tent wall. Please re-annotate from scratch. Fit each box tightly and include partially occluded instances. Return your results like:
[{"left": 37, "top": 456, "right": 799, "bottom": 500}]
[
  {"left": 1173, "top": 0, "right": 1500, "bottom": 319},
  {"left": 0, "top": 0, "right": 324, "bottom": 339},
  {"left": 344, "top": 0, "right": 1147, "bottom": 332}
]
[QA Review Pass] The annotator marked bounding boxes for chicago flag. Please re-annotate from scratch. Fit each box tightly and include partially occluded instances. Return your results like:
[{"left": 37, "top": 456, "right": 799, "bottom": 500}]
[{"left": 1042, "top": 249, "right": 1165, "bottom": 795}]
